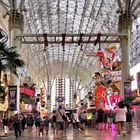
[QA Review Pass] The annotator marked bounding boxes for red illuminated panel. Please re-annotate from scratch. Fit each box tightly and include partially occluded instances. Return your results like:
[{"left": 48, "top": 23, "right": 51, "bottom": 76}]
[
  {"left": 103, "top": 93, "right": 121, "bottom": 111},
  {"left": 20, "top": 87, "right": 35, "bottom": 96},
  {"left": 95, "top": 85, "right": 121, "bottom": 111},
  {"left": 95, "top": 85, "right": 106, "bottom": 108}
]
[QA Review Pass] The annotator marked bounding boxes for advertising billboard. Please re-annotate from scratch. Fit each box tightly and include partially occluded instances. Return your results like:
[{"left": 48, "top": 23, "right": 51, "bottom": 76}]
[
  {"left": 9, "top": 85, "right": 17, "bottom": 111},
  {"left": 124, "top": 82, "right": 132, "bottom": 98},
  {"left": 137, "top": 72, "right": 140, "bottom": 90}
]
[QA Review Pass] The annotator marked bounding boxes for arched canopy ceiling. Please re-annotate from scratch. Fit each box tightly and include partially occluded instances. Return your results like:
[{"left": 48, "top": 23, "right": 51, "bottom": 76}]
[{"left": 1, "top": 0, "right": 140, "bottom": 86}]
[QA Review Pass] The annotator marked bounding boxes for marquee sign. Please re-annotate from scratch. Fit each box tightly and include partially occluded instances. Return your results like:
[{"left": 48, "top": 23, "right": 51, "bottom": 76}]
[{"left": 102, "top": 70, "right": 121, "bottom": 82}]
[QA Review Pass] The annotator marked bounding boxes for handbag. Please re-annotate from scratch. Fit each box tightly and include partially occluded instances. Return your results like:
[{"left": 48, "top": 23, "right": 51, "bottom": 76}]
[{"left": 58, "top": 110, "right": 67, "bottom": 121}]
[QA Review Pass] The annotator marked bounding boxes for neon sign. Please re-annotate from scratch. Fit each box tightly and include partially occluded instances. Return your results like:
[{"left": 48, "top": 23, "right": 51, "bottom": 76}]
[
  {"left": 24, "top": 104, "right": 32, "bottom": 110},
  {"left": 103, "top": 88, "right": 121, "bottom": 111},
  {"left": 102, "top": 70, "right": 121, "bottom": 82},
  {"left": 95, "top": 86, "right": 121, "bottom": 111}
]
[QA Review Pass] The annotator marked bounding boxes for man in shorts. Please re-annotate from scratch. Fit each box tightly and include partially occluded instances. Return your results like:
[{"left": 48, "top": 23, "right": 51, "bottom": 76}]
[{"left": 55, "top": 105, "right": 67, "bottom": 138}]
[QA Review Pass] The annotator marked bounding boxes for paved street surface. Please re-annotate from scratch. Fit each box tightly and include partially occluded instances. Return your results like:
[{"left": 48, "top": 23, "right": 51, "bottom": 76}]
[{"left": 1, "top": 126, "right": 140, "bottom": 140}]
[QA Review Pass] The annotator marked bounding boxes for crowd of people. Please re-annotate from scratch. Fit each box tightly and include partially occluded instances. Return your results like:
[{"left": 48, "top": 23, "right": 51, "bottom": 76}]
[{"left": 0, "top": 101, "right": 135, "bottom": 138}]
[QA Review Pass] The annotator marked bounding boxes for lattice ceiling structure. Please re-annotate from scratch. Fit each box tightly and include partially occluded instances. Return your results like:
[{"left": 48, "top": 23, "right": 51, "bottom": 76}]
[{"left": 1, "top": 0, "right": 140, "bottom": 87}]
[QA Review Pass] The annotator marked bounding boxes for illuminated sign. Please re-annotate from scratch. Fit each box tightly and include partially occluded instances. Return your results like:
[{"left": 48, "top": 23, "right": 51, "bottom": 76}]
[
  {"left": 137, "top": 72, "right": 140, "bottom": 90},
  {"left": 102, "top": 70, "right": 121, "bottom": 82},
  {"left": 103, "top": 87, "right": 121, "bottom": 111},
  {"left": 9, "top": 85, "right": 17, "bottom": 111},
  {"left": 20, "top": 87, "right": 35, "bottom": 96},
  {"left": 24, "top": 104, "right": 32, "bottom": 110},
  {"left": 124, "top": 82, "right": 131, "bottom": 97},
  {"left": 95, "top": 86, "right": 121, "bottom": 111}
]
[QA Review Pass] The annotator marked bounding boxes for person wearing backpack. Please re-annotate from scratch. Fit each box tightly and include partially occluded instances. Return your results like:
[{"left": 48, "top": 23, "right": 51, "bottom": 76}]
[
  {"left": 55, "top": 105, "right": 67, "bottom": 138},
  {"left": 126, "top": 104, "right": 134, "bottom": 134}
]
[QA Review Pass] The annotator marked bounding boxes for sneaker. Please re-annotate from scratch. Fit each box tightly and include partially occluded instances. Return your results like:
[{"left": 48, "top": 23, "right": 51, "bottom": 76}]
[{"left": 122, "top": 131, "right": 126, "bottom": 136}]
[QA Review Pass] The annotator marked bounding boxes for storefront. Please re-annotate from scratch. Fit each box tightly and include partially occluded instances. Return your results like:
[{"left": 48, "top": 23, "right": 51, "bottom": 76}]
[{"left": 19, "top": 87, "right": 35, "bottom": 114}]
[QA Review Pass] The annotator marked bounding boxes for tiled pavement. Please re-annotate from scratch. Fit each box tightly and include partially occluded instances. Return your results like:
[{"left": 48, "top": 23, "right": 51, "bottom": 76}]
[{"left": 2, "top": 126, "right": 140, "bottom": 140}]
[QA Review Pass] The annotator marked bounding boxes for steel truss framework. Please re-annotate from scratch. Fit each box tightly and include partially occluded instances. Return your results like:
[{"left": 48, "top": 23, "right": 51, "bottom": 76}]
[
  {"left": 131, "top": 27, "right": 140, "bottom": 67},
  {"left": 17, "top": 32, "right": 125, "bottom": 86},
  {"left": 16, "top": 33, "right": 127, "bottom": 45}
]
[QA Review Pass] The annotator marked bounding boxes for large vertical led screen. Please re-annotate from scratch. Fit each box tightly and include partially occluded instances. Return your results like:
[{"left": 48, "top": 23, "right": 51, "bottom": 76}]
[
  {"left": 137, "top": 72, "right": 140, "bottom": 90},
  {"left": 124, "top": 82, "right": 131, "bottom": 97}
]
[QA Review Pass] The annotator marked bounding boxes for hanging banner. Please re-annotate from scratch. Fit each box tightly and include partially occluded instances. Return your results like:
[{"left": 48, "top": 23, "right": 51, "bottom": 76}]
[
  {"left": 9, "top": 85, "right": 17, "bottom": 111},
  {"left": 124, "top": 82, "right": 132, "bottom": 98}
]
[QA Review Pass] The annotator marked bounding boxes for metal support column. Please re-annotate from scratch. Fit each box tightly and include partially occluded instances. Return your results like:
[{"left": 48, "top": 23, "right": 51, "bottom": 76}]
[
  {"left": 118, "top": 12, "right": 132, "bottom": 99},
  {"left": 9, "top": 10, "right": 24, "bottom": 112}
]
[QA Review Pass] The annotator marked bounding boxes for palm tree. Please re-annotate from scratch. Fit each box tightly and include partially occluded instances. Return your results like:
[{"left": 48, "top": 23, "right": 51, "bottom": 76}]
[{"left": 0, "top": 42, "right": 25, "bottom": 97}]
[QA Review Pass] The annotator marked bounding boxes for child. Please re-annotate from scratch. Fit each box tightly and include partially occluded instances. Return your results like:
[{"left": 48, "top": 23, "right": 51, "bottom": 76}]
[
  {"left": 126, "top": 105, "right": 134, "bottom": 134},
  {"left": 44, "top": 116, "right": 50, "bottom": 135},
  {"left": 92, "top": 112, "right": 97, "bottom": 129},
  {"left": 39, "top": 120, "right": 44, "bottom": 136}
]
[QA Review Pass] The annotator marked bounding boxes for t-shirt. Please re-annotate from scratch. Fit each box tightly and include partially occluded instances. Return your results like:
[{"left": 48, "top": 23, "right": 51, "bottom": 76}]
[
  {"left": 114, "top": 107, "right": 127, "bottom": 122},
  {"left": 81, "top": 113, "right": 87, "bottom": 120},
  {"left": 72, "top": 113, "right": 80, "bottom": 123},
  {"left": 34, "top": 115, "right": 40, "bottom": 123},
  {"left": 44, "top": 119, "right": 49, "bottom": 126},
  {"left": 87, "top": 113, "right": 93, "bottom": 120},
  {"left": 97, "top": 109, "right": 104, "bottom": 120},
  {"left": 93, "top": 114, "right": 97, "bottom": 121},
  {"left": 126, "top": 110, "right": 134, "bottom": 122},
  {"left": 56, "top": 109, "right": 65, "bottom": 122}
]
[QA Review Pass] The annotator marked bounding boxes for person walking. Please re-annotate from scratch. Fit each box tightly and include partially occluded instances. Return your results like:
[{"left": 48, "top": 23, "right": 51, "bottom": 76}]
[
  {"left": 26, "top": 115, "right": 34, "bottom": 132},
  {"left": 114, "top": 101, "right": 127, "bottom": 136},
  {"left": 39, "top": 119, "right": 44, "bottom": 137},
  {"left": 21, "top": 115, "right": 26, "bottom": 131},
  {"left": 107, "top": 110, "right": 113, "bottom": 128},
  {"left": 80, "top": 111, "right": 87, "bottom": 130},
  {"left": 52, "top": 111, "right": 57, "bottom": 135},
  {"left": 96, "top": 108, "right": 104, "bottom": 130},
  {"left": 13, "top": 114, "right": 21, "bottom": 139},
  {"left": 55, "top": 105, "right": 67, "bottom": 138},
  {"left": 44, "top": 116, "right": 50, "bottom": 135},
  {"left": 3, "top": 116, "right": 8, "bottom": 136},
  {"left": 126, "top": 104, "right": 134, "bottom": 134},
  {"left": 34, "top": 113, "right": 41, "bottom": 133},
  {"left": 92, "top": 112, "right": 97, "bottom": 129},
  {"left": 71, "top": 110, "right": 81, "bottom": 132},
  {"left": 103, "top": 112, "right": 108, "bottom": 129}
]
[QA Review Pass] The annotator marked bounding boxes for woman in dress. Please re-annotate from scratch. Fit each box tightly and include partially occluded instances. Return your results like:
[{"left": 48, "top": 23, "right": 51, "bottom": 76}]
[{"left": 114, "top": 101, "right": 127, "bottom": 136}]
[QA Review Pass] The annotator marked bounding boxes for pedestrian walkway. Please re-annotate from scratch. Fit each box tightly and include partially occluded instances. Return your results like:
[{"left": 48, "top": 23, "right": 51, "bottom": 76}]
[{"left": 2, "top": 127, "right": 140, "bottom": 140}]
